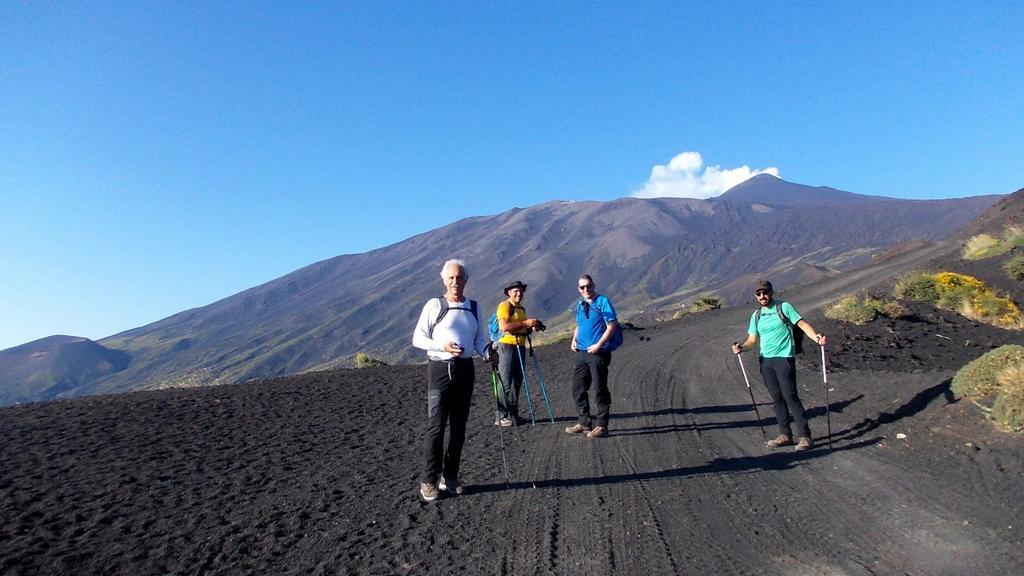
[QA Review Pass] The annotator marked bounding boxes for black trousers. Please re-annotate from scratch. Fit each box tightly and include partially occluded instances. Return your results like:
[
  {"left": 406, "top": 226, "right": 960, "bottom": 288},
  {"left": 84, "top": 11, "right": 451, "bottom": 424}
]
[
  {"left": 572, "top": 350, "right": 611, "bottom": 428},
  {"left": 759, "top": 356, "right": 810, "bottom": 439},
  {"left": 422, "top": 358, "right": 475, "bottom": 484}
]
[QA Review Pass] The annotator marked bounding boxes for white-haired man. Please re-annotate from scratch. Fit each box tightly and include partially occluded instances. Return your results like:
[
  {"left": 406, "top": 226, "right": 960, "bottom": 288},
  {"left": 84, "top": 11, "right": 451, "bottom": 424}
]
[{"left": 412, "top": 259, "right": 495, "bottom": 502}]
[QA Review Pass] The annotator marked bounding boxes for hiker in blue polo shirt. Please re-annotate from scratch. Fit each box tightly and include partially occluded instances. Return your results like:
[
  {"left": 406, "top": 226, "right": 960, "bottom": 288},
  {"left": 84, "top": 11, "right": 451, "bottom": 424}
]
[
  {"left": 565, "top": 274, "right": 619, "bottom": 439},
  {"left": 732, "top": 280, "right": 827, "bottom": 452}
]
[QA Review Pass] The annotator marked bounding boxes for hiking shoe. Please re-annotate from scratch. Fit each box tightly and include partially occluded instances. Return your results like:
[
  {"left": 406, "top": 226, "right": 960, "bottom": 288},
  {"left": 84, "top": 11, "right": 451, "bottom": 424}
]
[
  {"left": 766, "top": 434, "right": 793, "bottom": 448},
  {"left": 586, "top": 426, "right": 607, "bottom": 438},
  {"left": 794, "top": 437, "right": 813, "bottom": 452},
  {"left": 419, "top": 482, "right": 439, "bottom": 502},
  {"left": 438, "top": 477, "right": 464, "bottom": 496},
  {"left": 498, "top": 416, "right": 514, "bottom": 427},
  {"left": 565, "top": 423, "right": 591, "bottom": 434}
]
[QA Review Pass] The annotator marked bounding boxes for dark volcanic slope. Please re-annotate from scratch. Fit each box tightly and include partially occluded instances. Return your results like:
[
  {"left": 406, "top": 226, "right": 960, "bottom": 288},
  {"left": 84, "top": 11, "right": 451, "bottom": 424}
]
[{"left": 2, "top": 241, "right": 1022, "bottom": 575}]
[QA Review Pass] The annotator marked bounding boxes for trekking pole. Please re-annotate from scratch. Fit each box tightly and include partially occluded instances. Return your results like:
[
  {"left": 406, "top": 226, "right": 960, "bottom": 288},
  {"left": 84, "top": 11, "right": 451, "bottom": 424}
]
[
  {"left": 491, "top": 367, "right": 511, "bottom": 488},
  {"left": 527, "top": 336, "right": 556, "bottom": 423},
  {"left": 734, "top": 345, "right": 768, "bottom": 442},
  {"left": 821, "top": 344, "right": 833, "bottom": 449},
  {"left": 515, "top": 345, "right": 538, "bottom": 425}
]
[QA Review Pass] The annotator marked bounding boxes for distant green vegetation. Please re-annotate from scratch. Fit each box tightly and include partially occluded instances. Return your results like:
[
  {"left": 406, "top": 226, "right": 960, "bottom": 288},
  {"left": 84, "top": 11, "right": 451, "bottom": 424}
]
[
  {"left": 672, "top": 295, "right": 723, "bottom": 320},
  {"left": 824, "top": 295, "right": 908, "bottom": 325},
  {"left": 962, "top": 226, "right": 1024, "bottom": 260},
  {"left": 354, "top": 352, "right": 387, "bottom": 368},
  {"left": 1004, "top": 253, "right": 1024, "bottom": 282},
  {"left": 952, "top": 345, "right": 1024, "bottom": 433},
  {"left": 894, "top": 272, "right": 1023, "bottom": 329}
]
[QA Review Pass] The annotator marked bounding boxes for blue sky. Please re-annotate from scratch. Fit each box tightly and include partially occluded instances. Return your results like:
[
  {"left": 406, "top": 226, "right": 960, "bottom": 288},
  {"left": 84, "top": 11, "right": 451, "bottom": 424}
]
[{"left": 1, "top": 1, "right": 1022, "bottom": 350}]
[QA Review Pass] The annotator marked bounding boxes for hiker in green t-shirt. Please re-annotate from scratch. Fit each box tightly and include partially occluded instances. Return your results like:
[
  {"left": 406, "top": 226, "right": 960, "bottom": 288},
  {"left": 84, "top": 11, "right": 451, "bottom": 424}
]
[
  {"left": 494, "top": 281, "right": 544, "bottom": 426},
  {"left": 732, "top": 280, "right": 827, "bottom": 452}
]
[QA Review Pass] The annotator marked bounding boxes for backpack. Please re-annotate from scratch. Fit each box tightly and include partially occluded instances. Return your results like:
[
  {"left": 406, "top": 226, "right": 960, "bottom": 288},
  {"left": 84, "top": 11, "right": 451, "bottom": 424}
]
[
  {"left": 577, "top": 299, "right": 624, "bottom": 352},
  {"left": 754, "top": 302, "right": 803, "bottom": 355},
  {"left": 427, "top": 297, "right": 478, "bottom": 338},
  {"left": 488, "top": 302, "right": 525, "bottom": 342}
]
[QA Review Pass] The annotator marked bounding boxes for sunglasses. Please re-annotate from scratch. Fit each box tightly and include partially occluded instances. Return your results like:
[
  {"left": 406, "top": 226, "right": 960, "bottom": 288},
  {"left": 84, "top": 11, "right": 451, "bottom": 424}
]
[
  {"left": 578, "top": 284, "right": 594, "bottom": 291},
  {"left": 755, "top": 290, "right": 772, "bottom": 297}
]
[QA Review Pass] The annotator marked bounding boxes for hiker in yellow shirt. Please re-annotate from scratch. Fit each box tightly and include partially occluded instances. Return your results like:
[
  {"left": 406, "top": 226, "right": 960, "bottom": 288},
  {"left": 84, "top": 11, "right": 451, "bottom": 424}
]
[{"left": 494, "top": 281, "right": 544, "bottom": 426}]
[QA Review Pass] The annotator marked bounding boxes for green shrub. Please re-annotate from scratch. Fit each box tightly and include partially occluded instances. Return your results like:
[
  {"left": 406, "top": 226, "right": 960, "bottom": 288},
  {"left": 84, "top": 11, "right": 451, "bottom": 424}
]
[
  {"left": 951, "top": 345, "right": 1024, "bottom": 400},
  {"left": 1002, "top": 225, "right": 1024, "bottom": 248},
  {"left": 672, "top": 294, "right": 723, "bottom": 320},
  {"left": 1004, "top": 253, "right": 1024, "bottom": 282},
  {"left": 691, "top": 295, "right": 723, "bottom": 312},
  {"left": 894, "top": 273, "right": 939, "bottom": 304},
  {"left": 958, "top": 233, "right": 1007, "bottom": 260},
  {"left": 963, "top": 234, "right": 1009, "bottom": 260},
  {"left": 992, "top": 363, "right": 1024, "bottom": 432},
  {"left": 355, "top": 352, "right": 387, "bottom": 368},
  {"left": 824, "top": 295, "right": 878, "bottom": 325}
]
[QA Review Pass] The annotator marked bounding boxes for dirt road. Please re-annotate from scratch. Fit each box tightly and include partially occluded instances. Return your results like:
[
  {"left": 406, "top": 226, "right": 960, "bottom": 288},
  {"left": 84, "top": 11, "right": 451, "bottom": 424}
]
[{"left": 2, "top": 241, "right": 1022, "bottom": 575}]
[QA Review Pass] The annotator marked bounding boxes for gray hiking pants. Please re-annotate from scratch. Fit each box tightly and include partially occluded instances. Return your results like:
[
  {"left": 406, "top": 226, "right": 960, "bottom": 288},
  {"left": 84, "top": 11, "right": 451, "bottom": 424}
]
[{"left": 496, "top": 342, "right": 525, "bottom": 421}]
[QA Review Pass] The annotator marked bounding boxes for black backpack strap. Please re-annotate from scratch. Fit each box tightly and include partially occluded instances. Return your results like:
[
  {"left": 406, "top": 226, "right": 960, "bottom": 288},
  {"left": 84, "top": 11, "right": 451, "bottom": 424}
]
[
  {"left": 777, "top": 302, "right": 800, "bottom": 348},
  {"left": 428, "top": 297, "right": 448, "bottom": 339},
  {"left": 428, "top": 298, "right": 478, "bottom": 339},
  {"left": 776, "top": 303, "right": 789, "bottom": 326}
]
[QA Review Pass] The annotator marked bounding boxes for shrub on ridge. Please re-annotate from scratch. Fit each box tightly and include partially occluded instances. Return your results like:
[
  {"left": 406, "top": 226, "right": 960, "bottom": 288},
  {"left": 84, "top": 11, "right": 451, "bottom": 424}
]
[
  {"left": 992, "top": 363, "right": 1024, "bottom": 432},
  {"left": 894, "top": 273, "right": 939, "bottom": 304},
  {"left": 355, "top": 352, "right": 387, "bottom": 368},
  {"left": 825, "top": 295, "right": 878, "bottom": 325},
  {"left": 951, "top": 345, "right": 1024, "bottom": 400}
]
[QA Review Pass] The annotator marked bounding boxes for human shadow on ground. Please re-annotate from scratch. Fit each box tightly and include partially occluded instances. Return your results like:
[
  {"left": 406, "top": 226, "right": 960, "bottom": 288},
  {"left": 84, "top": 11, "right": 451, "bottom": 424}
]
[
  {"left": 830, "top": 379, "right": 954, "bottom": 443},
  {"left": 531, "top": 403, "right": 786, "bottom": 426},
  {"left": 607, "top": 395, "right": 863, "bottom": 438},
  {"left": 471, "top": 436, "right": 883, "bottom": 494}
]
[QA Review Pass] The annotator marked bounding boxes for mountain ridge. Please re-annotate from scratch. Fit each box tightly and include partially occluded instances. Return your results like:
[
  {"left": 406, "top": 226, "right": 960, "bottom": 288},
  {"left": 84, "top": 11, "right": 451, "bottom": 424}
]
[{"left": 0, "top": 177, "right": 1007, "bottom": 404}]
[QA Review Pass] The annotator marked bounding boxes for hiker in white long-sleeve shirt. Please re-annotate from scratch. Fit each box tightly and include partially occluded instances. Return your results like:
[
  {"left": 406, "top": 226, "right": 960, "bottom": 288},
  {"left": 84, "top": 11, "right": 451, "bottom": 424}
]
[{"left": 412, "top": 258, "right": 495, "bottom": 502}]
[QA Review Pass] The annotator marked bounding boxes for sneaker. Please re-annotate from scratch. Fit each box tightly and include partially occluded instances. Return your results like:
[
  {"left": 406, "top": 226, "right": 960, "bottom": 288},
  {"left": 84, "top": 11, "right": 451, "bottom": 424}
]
[
  {"left": 586, "top": 426, "right": 607, "bottom": 438},
  {"left": 498, "top": 417, "right": 514, "bottom": 427},
  {"left": 565, "top": 423, "right": 591, "bottom": 434},
  {"left": 794, "top": 437, "right": 813, "bottom": 452},
  {"left": 438, "top": 477, "right": 464, "bottom": 496},
  {"left": 766, "top": 434, "right": 793, "bottom": 448},
  {"left": 419, "top": 482, "right": 439, "bottom": 502}
]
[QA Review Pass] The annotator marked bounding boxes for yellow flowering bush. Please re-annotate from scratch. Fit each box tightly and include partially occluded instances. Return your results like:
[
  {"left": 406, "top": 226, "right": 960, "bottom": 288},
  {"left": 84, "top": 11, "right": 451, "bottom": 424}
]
[{"left": 897, "top": 272, "right": 1023, "bottom": 329}]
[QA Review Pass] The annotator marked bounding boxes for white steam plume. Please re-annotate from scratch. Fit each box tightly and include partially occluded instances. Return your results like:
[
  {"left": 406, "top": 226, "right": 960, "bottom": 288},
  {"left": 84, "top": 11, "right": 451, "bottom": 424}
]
[{"left": 633, "top": 151, "right": 780, "bottom": 199}]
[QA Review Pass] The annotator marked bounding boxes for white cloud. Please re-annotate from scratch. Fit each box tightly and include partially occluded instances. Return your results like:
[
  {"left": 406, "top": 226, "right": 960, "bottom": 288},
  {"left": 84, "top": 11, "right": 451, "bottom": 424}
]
[{"left": 633, "top": 151, "right": 780, "bottom": 199}]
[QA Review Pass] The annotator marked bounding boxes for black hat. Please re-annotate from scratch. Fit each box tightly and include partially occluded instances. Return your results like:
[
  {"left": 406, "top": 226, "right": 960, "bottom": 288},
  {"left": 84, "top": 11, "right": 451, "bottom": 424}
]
[
  {"left": 755, "top": 280, "right": 774, "bottom": 292},
  {"left": 504, "top": 280, "right": 528, "bottom": 295}
]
